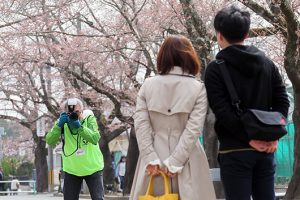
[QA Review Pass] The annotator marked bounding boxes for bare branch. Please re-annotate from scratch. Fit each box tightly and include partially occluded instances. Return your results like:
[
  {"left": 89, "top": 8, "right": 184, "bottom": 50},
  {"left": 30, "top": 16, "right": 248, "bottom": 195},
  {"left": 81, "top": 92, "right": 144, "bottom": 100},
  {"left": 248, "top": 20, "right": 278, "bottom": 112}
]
[
  {"left": 238, "top": 0, "right": 287, "bottom": 36},
  {"left": 249, "top": 27, "right": 279, "bottom": 37}
]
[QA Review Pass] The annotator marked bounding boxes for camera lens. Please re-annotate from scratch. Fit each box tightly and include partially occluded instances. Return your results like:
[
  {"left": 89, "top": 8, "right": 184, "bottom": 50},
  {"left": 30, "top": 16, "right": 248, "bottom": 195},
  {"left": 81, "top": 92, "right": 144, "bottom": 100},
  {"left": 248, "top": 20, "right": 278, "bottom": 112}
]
[
  {"left": 69, "top": 112, "right": 78, "bottom": 120},
  {"left": 68, "top": 105, "right": 75, "bottom": 113}
]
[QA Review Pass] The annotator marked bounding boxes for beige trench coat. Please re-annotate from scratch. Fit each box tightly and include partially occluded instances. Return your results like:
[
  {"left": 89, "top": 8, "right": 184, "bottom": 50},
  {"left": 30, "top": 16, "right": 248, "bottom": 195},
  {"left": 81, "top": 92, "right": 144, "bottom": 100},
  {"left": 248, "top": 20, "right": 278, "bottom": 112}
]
[{"left": 130, "top": 67, "right": 216, "bottom": 200}]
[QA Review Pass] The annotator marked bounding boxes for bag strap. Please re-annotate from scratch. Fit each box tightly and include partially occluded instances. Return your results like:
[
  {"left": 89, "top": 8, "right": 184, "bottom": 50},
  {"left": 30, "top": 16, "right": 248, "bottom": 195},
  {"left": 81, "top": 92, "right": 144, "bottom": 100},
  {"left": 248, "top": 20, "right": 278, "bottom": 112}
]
[
  {"left": 266, "top": 62, "right": 272, "bottom": 110},
  {"left": 61, "top": 125, "right": 80, "bottom": 157},
  {"left": 145, "top": 171, "right": 170, "bottom": 195},
  {"left": 216, "top": 59, "right": 243, "bottom": 114},
  {"left": 61, "top": 114, "right": 93, "bottom": 157}
]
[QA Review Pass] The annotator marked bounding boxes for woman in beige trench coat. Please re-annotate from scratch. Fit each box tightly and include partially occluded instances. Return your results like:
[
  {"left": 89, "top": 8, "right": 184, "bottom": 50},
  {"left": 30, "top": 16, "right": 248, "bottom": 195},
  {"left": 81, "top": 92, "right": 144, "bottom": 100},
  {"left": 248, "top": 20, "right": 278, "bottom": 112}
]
[{"left": 130, "top": 35, "right": 216, "bottom": 200}]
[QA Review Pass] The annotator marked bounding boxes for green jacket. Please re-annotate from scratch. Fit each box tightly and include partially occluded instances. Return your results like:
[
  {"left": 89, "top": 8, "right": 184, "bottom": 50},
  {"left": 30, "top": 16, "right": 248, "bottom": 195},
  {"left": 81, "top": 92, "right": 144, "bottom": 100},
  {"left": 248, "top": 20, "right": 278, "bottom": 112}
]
[{"left": 46, "top": 114, "right": 104, "bottom": 176}]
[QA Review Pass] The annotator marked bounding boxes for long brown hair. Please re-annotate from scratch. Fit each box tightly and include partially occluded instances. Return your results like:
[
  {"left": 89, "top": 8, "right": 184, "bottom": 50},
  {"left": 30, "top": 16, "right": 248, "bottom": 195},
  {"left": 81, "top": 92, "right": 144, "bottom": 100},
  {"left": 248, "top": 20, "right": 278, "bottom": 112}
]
[{"left": 157, "top": 35, "right": 201, "bottom": 75}]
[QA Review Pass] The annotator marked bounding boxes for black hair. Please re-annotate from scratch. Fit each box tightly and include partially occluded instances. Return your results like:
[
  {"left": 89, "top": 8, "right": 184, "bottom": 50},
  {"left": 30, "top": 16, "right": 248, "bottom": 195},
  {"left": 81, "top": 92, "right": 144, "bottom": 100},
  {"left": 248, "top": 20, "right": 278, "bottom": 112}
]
[{"left": 214, "top": 5, "right": 250, "bottom": 43}]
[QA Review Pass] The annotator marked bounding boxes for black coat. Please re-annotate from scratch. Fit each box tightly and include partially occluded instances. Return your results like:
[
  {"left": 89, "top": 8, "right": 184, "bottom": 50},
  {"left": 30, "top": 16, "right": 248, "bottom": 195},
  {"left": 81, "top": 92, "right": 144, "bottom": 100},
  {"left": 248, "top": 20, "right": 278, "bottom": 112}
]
[{"left": 205, "top": 45, "right": 290, "bottom": 151}]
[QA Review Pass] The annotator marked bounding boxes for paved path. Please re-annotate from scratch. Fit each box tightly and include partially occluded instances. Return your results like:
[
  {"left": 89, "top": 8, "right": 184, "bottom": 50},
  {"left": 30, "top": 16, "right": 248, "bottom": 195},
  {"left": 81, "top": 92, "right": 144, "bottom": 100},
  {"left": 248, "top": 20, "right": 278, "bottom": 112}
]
[
  {"left": 0, "top": 193, "right": 75, "bottom": 200},
  {"left": 0, "top": 193, "right": 130, "bottom": 200}
]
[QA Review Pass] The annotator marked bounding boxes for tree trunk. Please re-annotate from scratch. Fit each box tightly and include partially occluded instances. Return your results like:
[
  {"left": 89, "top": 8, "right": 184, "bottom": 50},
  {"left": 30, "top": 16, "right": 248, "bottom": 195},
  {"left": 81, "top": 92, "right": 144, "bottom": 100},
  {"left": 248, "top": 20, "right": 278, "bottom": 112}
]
[
  {"left": 203, "top": 109, "right": 225, "bottom": 199},
  {"left": 99, "top": 134, "right": 114, "bottom": 189},
  {"left": 203, "top": 109, "right": 219, "bottom": 167},
  {"left": 124, "top": 128, "right": 139, "bottom": 194},
  {"left": 93, "top": 110, "right": 114, "bottom": 188},
  {"left": 284, "top": 92, "right": 300, "bottom": 199},
  {"left": 34, "top": 137, "right": 48, "bottom": 192}
]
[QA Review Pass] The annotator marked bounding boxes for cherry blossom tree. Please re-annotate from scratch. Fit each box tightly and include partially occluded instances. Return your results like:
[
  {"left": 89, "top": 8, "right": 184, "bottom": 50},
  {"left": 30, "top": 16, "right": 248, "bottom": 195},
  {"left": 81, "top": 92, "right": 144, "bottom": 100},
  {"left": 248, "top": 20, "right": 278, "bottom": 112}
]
[{"left": 0, "top": 0, "right": 299, "bottom": 197}]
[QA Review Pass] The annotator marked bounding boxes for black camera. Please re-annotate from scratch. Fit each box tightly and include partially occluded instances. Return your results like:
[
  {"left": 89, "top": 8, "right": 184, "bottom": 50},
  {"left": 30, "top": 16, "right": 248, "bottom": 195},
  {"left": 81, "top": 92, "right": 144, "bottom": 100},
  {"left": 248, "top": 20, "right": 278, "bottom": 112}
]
[{"left": 68, "top": 105, "right": 78, "bottom": 120}]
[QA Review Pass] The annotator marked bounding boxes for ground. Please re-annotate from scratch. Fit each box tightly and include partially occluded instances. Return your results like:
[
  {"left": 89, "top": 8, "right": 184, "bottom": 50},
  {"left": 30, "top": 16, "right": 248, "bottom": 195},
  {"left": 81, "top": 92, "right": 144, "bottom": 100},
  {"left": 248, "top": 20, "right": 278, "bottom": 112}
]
[{"left": 0, "top": 192, "right": 129, "bottom": 200}]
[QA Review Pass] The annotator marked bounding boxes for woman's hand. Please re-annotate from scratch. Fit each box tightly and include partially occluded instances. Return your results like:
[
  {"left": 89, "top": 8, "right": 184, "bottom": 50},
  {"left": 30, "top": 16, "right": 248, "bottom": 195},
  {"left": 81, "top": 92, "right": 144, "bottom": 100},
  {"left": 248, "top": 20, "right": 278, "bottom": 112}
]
[
  {"left": 146, "top": 164, "right": 160, "bottom": 176},
  {"left": 163, "top": 168, "right": 177, "bottom": 178}
]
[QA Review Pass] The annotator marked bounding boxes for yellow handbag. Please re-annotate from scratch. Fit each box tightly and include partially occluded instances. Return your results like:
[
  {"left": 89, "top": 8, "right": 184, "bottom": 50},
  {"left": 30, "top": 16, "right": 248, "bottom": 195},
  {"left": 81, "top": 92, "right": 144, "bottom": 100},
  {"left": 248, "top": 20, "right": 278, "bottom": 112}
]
[{"left": 138, "top": 171, "right": 179, "bottom": 200}]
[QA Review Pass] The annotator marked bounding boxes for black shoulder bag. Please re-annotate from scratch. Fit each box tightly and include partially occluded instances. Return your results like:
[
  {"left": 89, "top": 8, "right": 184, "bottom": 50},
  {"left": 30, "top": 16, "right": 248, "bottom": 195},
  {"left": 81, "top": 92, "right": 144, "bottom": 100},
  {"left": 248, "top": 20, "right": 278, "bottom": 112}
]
[{"left": 217, "top": 60, "right": 287, "bottom": 141}]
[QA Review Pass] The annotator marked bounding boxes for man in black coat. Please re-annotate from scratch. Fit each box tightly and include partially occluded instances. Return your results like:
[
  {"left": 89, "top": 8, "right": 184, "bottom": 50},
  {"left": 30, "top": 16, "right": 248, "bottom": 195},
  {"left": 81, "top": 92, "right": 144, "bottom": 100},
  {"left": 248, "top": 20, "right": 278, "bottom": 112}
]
[{"left": 205, "top": 5, "right": 289, "bottom": 200}]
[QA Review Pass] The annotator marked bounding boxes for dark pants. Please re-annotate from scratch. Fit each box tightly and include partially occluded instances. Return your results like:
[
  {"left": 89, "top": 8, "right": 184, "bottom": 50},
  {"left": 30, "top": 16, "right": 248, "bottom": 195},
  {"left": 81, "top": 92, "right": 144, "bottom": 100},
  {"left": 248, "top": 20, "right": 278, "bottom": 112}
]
[
  {"left": 119, "top": 176, "right": 125, "bottom": 190},
  {"left": 218, "top": 151, "right": 276, "bottom": 200},
  {"left": 63, "top": 171, "right": 104, "bottom": 200}
]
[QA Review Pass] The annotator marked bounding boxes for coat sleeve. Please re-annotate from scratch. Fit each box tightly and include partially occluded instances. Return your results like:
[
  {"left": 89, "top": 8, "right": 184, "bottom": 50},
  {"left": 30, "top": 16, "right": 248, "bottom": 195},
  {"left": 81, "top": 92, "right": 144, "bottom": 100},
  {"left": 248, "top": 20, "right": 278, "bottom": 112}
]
[
  {"left": 134, "top": 83, "right": 161, "bottom": 166},
  {"left": 78, "top": 115, "right": 100, "bottom": 145},
  {"left": 165, "top": 83, "right": 208, "bottom": 171},
  {"left": 271, "top": 63, "right": 290, "bottom": 117},
  {"left": 45, "top": 121, "right": 61, "bottom": 146}
]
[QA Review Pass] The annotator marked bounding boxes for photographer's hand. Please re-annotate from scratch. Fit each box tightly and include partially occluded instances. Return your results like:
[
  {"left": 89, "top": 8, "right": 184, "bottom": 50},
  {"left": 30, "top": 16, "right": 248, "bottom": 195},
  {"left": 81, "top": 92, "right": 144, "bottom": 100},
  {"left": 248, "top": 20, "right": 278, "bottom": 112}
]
[
  {"left": 57, "top": 112, "right": 69, "bottom": 128},
  {"left": 68, "top": 119, "right": 81, "bottom": 129}
]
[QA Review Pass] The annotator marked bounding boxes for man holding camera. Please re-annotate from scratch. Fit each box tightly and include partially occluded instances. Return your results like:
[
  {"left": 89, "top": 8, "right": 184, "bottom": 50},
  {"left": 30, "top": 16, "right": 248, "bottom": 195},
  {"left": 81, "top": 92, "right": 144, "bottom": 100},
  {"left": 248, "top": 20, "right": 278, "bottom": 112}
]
[{"left": 46, "top": 98, "right": 104, "bottom": 200}]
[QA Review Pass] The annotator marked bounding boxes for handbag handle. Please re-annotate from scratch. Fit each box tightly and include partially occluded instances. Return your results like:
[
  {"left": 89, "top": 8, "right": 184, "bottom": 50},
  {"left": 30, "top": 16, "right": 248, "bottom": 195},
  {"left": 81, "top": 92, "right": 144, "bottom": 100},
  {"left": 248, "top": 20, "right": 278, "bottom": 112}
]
[{"left": 145, "top": 171, "right": 170, "bottom": 195}]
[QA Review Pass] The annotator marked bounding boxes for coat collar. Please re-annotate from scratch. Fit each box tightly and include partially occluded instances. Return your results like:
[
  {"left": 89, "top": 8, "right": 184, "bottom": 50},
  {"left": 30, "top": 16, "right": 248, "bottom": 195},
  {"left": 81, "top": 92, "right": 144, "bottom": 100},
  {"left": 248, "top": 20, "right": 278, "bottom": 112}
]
[{"left": 167, "top": 66, "right": 195, "bottom": 78}]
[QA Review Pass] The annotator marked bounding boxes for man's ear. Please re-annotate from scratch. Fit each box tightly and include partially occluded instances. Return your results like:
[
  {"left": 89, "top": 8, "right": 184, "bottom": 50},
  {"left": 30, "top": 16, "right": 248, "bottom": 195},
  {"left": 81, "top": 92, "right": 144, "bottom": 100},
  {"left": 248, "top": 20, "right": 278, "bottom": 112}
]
[
  {"left": 218, "top": 32, "right": 225, "bottom": 42},
  {"left": 216, "top": 32, "right": 220, "bottom": 40},
  {"left": 244, "top": 33, "right": 249, "bottom": 40}
]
